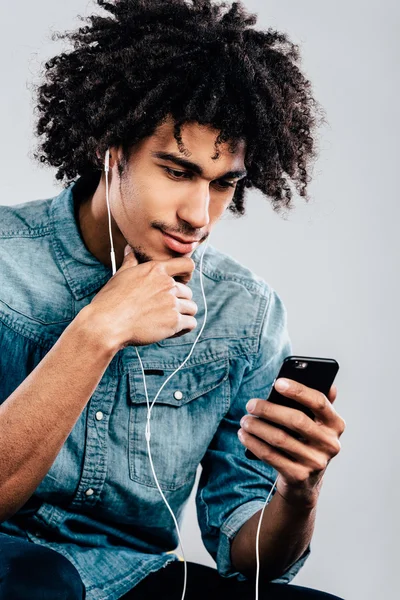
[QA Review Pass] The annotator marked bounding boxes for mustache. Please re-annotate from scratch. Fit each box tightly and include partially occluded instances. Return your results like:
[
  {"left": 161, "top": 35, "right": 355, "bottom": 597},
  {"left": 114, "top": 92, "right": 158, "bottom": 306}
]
[{"left": 151, "top": 221, "right": 208, "bottom": 242}]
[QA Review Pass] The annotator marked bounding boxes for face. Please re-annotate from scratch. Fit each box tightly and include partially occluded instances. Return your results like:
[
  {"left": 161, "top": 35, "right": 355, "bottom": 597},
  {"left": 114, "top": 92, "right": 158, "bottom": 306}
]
[{"left": 108, "top": 116, "right": 247, "bottom": 263}]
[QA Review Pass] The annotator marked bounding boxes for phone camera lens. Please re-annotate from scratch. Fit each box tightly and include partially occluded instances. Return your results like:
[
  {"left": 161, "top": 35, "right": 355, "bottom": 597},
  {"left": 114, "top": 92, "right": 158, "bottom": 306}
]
[{"left": 294, "top": 361, "right": 308, "bottom": 369}]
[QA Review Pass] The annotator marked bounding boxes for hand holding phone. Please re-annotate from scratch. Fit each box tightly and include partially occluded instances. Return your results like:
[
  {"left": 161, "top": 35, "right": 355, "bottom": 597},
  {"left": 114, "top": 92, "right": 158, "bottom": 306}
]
[{"left": 244, "top": 355, "right": 339, "bottom": 460}]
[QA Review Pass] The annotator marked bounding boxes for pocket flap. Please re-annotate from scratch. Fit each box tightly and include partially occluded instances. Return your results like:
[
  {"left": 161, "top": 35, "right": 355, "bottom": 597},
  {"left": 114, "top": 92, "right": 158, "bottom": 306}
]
[{"left": 129, "top": 357, "right": 229, "bottom": 406}]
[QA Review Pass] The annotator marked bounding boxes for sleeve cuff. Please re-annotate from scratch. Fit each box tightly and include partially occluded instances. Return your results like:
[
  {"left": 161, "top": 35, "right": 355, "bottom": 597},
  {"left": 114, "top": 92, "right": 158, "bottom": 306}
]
[{"left": 216, "top": 499, "right": 311, "bottom": 584}]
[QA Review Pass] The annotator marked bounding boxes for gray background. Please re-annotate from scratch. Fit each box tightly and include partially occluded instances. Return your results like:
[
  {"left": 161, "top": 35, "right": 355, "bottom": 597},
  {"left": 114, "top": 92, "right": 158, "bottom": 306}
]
[{"left": 1, "top": 1, "right": 398, "bottom": 599}]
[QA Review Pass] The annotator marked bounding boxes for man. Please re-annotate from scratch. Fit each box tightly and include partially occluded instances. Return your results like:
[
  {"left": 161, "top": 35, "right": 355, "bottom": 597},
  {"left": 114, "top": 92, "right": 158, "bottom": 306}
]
[{"left": 0, "top": 1, "right": 346, "bottom": 599}]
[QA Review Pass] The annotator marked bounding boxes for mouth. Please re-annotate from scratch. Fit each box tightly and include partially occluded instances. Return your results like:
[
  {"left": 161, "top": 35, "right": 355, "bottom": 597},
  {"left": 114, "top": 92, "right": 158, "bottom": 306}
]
[{"left": 160, "top": 230, "right": 201, "bottom": 254}]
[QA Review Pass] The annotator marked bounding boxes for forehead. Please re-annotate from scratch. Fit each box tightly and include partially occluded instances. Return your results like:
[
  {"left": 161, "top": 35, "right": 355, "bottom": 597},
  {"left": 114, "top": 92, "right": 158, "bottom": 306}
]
[{"left": 149, "top": 117, "right": 246, "bottom": 171}]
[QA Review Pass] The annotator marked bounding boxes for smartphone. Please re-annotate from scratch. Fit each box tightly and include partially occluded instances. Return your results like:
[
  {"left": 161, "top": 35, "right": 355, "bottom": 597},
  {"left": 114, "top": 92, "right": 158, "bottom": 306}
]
[{"left": 245, "top": 355, "right": 339, "bottom": 460}]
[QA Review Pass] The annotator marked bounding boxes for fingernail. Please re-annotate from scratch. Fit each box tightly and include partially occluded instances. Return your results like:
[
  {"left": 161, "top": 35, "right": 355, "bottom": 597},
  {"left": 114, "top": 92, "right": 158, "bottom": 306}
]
[
  {"left": 246, "top": 400, "right": 256, "bottom": 413},
  {"left": 237, "top": 429, "right": 245, "bottom": 442},
  {"left": 275, "top": 378, "right": 289, "bottom": 391},
  {"left": 124, "top": 244, "right": 131, "bottom": 256},
  {"left": 240, "top": 417, "right": 247, "bottom": 428}
]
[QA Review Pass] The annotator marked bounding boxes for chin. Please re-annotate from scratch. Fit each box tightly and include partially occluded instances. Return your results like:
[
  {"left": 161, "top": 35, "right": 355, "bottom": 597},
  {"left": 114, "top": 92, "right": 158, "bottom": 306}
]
[{"left": 130, "top": 246, "right": 153, "bottom": 264}]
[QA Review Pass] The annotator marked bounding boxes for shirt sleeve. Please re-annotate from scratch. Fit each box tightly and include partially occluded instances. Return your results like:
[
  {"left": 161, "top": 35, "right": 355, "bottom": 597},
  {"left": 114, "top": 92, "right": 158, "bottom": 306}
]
[{"left": 195, "top": 286, "right": 311, "bottom": 583}]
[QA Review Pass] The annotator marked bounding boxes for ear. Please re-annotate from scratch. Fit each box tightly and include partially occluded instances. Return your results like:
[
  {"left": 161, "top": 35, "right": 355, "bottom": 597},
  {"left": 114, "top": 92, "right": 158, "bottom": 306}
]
[
  {"left": 96, "top": 147, "right": 115, "bottom": 168},
  {"left": 95, "top": 148, "right": 106, "bottom": 161}
]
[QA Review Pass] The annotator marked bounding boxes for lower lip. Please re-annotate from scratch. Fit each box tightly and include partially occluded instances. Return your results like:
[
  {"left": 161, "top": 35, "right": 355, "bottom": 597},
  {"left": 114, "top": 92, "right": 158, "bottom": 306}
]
[{"left": 161, "top": 231, "right": 198, "bottom": 254}]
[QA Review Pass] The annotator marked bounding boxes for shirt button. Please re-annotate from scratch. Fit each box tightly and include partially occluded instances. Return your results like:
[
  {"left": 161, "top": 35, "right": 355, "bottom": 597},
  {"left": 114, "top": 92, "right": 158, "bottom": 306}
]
[
  {"left": 174, "top": 390, "right": 183, "bottom": 400},
  {"left": 85, "top": 488, "right": 94, "bottom": 497},
  {"left": 95, "top": 411, "right": 104, "bottom": 421}
]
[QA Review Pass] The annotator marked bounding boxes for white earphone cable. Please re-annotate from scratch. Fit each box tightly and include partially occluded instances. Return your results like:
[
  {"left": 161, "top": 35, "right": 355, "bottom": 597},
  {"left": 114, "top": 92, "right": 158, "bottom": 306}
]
[
  {"left": 104, "top": 150, "right": 209, "bottom": 599},
  {"left": 134, "top": 238, "right": 209, "bottom": 600},
  {"left": 255, "top": 474, "right": 279, "bottom": 600},
  {"left": 105, "top": 149, "right": 117, "bottom": 276},
  {"left": 104, "top": 150, "right": 277, "bottom": 600}
]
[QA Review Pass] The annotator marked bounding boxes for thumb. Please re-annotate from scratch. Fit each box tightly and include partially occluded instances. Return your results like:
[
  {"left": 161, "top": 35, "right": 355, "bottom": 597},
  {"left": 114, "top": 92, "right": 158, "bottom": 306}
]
[{"left": 119, "top": 244, "right": 139, "bottom": 271}]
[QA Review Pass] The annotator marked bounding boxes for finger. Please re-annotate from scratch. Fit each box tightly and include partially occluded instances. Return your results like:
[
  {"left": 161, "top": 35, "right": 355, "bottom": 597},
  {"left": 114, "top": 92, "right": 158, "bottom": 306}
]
[
  {"left": 176, "top": 298, "right": 198, "bottom": 316},
  {"left": 161, "top": 257, "right": 196, "bottom": 280},
  {"left": 118, "top": 244, "right": 139, "bottom": 271},
  {"left": 168, "top": 329, "right": 191, "bottom": 339},
  {"left": 169, "top": 281, "right": 193, "bottom": 300},
  {"left": 246, "top": 399, "right": 321, "bottom": 443},
  {"left": 240, "top": 416, "right": 339, "bottom": 467},
  {"left": 274, "top": 379, "right": 338, "bottom": 427},
  {"left": 327, "top": 384, "right": 337, "bottom": 404},
  {"left": 174, "top": 274, "right": 193, "bottom": 284},
  {"left": 176, "top": 314, "right": 197, "bottom": 334},
  {"left": 238, "top": 428, "right": 300, "bottom": 478}
]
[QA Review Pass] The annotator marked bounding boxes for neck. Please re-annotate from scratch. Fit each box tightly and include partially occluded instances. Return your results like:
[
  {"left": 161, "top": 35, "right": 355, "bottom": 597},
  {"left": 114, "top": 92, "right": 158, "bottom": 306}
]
[{"left": 76, "top": 174, "right": 126, "bottom": 270}]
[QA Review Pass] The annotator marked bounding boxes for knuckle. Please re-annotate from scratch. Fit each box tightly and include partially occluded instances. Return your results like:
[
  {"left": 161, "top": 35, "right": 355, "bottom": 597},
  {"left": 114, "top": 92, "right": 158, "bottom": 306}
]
[
  {"left": 258, "top": 400, "right": 270, "bottom": 418},
  {"left": 259, "top": 446, "right": 272, "bottom": 462},
  {"left": 165, "top": 276, "right": 176, "bottom": 291},
  {"left": 329, "top": 438, "right": 341, "bottom": 456},
  {"left": 294, "top": 468, "right": 309, "bottom": 484},
  {"left": 166, "top": 294, "right": 177, "bottom": 309},
  {"left": 151, "top": 261, "right": 164, "bottom": 274},
  {"left": 179, "top": 283, "right": 193, "bottom": 299},
  {"left": 338, "top": 417, "right": 346, "bottom": 435},
  {"left": 172, "top": 311, "right": 181, "bottom": 328},
  {"left": 313, "top": 456, "right": 328, "bottom": 471},
  {"left": 186, "top": 257, "right": 196, "bottom": 271},
  {"left": 316, "top": 394, "right": 328, "bottom": 412},
  {"left": 257, "top": 404, "right": 268, "bottom": 420},
  {"left": 273, "top": 430, "right": 288, "bottom": 448},
  {"left": 292, "top": 412, "right": 309, "bottom": 432},
  {"left": 290, "top": 383, "right": 302, "bottom": 398}
]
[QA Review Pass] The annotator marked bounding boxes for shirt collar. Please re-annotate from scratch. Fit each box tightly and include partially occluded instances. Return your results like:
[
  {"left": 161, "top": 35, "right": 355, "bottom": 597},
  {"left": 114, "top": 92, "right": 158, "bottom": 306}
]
[
  {"left": 50, "top": 180, "right": 111, "bottom": 301},
  {"left": 50, "top": 178, "right": 203, "bottom": 302}
]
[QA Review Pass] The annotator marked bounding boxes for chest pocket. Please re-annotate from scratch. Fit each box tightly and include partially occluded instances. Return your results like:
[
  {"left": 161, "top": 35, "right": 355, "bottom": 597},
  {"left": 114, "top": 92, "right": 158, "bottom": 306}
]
[{"left": 128, "top": 357, "right": 230, "bottom": 491}]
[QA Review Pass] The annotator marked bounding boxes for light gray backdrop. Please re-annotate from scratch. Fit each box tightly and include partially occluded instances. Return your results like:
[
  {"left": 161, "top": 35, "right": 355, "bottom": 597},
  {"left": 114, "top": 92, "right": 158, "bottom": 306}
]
[{"left": 1, "top": 2, "right": 398, "bottom": 599}]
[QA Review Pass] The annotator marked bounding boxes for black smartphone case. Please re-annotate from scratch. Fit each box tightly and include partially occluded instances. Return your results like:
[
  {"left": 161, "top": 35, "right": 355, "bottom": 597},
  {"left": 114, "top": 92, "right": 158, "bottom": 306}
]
[{"left": 244, "top": 355, "right": 339, "bottom": 460}]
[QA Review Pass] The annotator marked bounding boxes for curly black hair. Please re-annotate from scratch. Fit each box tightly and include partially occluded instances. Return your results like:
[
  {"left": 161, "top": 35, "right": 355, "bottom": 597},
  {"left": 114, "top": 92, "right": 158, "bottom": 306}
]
[{"left": 33, "top": 0, "right": 325, "bottom": 215}]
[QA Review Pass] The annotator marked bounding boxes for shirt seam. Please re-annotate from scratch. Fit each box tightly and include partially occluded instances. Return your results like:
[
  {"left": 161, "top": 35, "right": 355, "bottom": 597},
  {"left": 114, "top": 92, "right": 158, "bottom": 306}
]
[
  {"left": 193, "top": 264, "right": 269, "bottom": 296},
  {"left": 0, "top": 226, "right": 52, "bottom": 238},
  {"left": 0, "top": 308, "right": 54, "bottom": 350}
]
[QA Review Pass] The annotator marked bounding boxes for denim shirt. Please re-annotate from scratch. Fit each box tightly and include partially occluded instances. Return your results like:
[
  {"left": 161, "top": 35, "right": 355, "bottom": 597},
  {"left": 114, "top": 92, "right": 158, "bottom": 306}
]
[{"left": 0, "top": 180, "right": 310, "bottom": 599}]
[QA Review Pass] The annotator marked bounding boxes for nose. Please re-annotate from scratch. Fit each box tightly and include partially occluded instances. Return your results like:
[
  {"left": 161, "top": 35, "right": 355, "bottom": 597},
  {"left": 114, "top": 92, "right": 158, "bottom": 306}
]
[{"left": 177, "top": 182, "right": 211, "bottom": 230}]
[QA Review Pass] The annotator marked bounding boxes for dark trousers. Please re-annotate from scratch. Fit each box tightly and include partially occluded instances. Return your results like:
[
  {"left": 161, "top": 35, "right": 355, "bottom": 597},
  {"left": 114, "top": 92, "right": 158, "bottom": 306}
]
[
  {"left": 0, "top": 532, "right": 344, "bottom": 600},
  {"left": 123, "top": 561, "right": 345, "bottom": 600}
]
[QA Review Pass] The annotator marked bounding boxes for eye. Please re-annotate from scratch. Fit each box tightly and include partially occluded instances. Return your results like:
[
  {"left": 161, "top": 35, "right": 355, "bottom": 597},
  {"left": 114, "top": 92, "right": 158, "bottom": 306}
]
[
  {"left": 214, "top": 180, "right": 237, "bottom": 190},
  {"left": 163, "top": 167, "right": 192, "bottom": 180},
  {"left": 163, "top": 166, "right": 238, "bottom": 190}
]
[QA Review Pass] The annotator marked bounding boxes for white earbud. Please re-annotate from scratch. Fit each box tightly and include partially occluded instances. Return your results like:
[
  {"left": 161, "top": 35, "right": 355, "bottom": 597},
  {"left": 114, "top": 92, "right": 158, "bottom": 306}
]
[{"left": 105, "top": 148, "right": 110, "bottom": 173}]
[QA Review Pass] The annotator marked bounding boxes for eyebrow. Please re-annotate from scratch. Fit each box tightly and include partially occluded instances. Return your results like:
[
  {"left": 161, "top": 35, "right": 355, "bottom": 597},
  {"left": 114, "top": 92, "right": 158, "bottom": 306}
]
[{"left": 150, "top": 151, "right": 247, "bottom": 180}]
